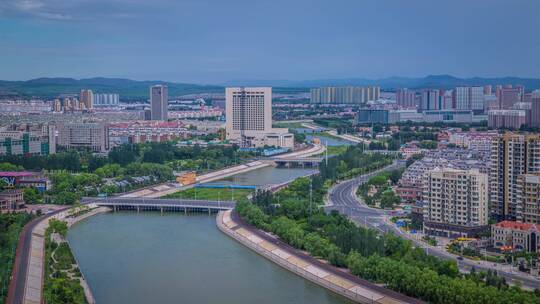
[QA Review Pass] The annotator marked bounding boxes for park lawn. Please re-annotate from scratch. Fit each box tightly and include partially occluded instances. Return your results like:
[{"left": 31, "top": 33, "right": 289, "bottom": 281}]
[
  {"left": 164, "top": 187, "right": 253, "bottom": 201},
  {"left": 272, "top": 122, "right": 305, "bottom": 129}
]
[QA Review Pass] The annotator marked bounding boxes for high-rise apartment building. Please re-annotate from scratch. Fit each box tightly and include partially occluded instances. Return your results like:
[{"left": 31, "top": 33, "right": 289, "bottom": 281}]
[
  {"left": 453, "top": 86, "right": 484, "bottom": 112},
  {"left": 225, "top": 87, "right": 293, "bottom": 148},
  {"left": 80, "top": 89, "right": 94, "bottom": 110},
  {"left": 499, "top": 87, "right": 521, "bottom": 109},
  {"left": 490, "top": 133, "right": 540, "bottom": 220},
  {"left": 422, "top": 167, "right": 489, "bottom": 237},
  {"left": 57, "top": 122, "right": 109, "bottom": 152},
  {"left": 516, "top": 174, "right": 540, "bottom": 223},
  {"left": 395, "top": 88, "right": 416, "bottom": 107},
  {"left": 150, "top": 85, "right": 168, "bottom": 121},
  {"left": 94, "top": 93, "right": 120, "bottom": 106},
  {"left": 310, "top": 86, "right": 380, "bottom": 104},
  {"left": 420, "top": 89, "right": 440, "bottom": 111},
  {"left": 531, "top": 91, "right": 540, "bottom": 128}
]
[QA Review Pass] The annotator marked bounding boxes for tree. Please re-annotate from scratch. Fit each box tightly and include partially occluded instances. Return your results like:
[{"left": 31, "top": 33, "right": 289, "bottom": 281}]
[{"left": 23, "top": 188, "right": 43, "bottom": 204}]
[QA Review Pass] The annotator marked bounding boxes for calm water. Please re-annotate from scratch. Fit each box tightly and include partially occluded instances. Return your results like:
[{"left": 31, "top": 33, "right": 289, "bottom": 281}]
[
  {"left": 204, "top": 166, "right": 317, "bottom": 187},
  {"left": 68, "top": 212, "right": 350, "bottom": 304}
]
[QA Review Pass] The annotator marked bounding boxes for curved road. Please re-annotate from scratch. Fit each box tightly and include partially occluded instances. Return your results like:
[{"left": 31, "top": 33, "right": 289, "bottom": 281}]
[
  {"left": 6, "top": 207, "right": 69, "bottom": 304},
  {"left": 326, "top": 161, "right": 540, "bottom": 290}
]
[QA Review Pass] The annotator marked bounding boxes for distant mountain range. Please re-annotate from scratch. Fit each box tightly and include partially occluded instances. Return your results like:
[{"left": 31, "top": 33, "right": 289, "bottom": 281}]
[
  {"left": 1, "top": 75, "right": 539, "bottom": 99},
  {"left": 222, "top": 74, "right": 540, "bottom": 90},
  {"left": 0, "top": 77, "right": 223, "bottom": 100}
]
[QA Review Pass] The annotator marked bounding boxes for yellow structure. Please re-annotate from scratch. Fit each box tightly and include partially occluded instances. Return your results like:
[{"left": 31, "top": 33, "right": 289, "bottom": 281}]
[{"left": 176, "top": 171, "right": 197, "bottom": 186}]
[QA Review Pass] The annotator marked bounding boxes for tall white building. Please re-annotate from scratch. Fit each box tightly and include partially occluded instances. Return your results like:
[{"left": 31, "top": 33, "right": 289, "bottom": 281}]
[
  {"left": 94, "top": 93, "right": 120, "bottom": 106},
  {"left": 423, "top": 167, "right": 489, "bottom": 237},
  {"left": 454, "top": 86, "right": 485, "bottom": 112},
  {"left": 225, "top": 87, "right": 293, "bottom": 148},
  {"left": 150, "top": 85, "right": 168, "bottom": 121}
]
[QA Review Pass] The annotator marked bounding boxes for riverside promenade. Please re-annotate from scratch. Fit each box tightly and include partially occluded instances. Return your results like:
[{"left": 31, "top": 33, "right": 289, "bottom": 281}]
[
  {"left": 7, "top": 204, "right": 107, "bottom": 304},
  {"left": 217, "top": 209, "right": 423, "bottom": 304}
]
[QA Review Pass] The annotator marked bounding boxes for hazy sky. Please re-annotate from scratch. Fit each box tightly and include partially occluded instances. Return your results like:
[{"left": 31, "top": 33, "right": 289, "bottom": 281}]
[{"left": 1, "top": 0, "right": 539, "bottom": 83}]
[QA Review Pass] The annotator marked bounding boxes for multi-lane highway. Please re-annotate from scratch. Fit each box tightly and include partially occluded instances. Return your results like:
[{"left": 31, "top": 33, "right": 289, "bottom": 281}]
[{"left": 326, "top": 160, "right": 540, "bottom": 290}]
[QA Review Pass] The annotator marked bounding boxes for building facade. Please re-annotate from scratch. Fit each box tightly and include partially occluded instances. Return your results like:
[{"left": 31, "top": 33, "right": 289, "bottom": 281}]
[
  {"left": 490, "top": 133, "right": 540, "bottom": 220},
  {"left": 488, "top": 109, "right": 527, "bottom": 129},
  {"left": 150, "top": 85, "right": 169, "bottom": 121},
  {"left": 80, "top": 89, "right": 94, "bottom": 110},
  {"left": 94, "top": 93, "right": 120, "bottom": 106},
  {"left": 0, "top": 189, "right": 24, "bottom": 213},
  {"left": 422, "top": 167, "right": 489, "bottom": 237},
  {"left": 225, "top": 87, "right": 292, "bottom": 148},
  {"left": 516, "top": 174, "right": 540, "bottom": 224},
  {"left": 395, "top": 88, "right": 416, "bottom": 107},
  {"left": 57, "top": 122, "right": 109, "bottom": 152},
  {"left": 492, "top": 221, "right": 540, "bottom": 253},
  {"left": 0, "top": 127, "right": 55, "bottom": 156}
]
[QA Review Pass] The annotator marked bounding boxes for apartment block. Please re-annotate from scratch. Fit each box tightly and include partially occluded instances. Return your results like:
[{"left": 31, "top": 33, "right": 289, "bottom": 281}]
[
  {"left": 422, "top": 167, "right": 489, "bottom": 238},
  {"left": 516, "top": 174, "right": 540, "bottom": 223},
  {"left": 310, "top": 86, "right": 380, "bottom": 104},
  {"left": 490, "top": 133, "right": 540, "bottom": 220}
]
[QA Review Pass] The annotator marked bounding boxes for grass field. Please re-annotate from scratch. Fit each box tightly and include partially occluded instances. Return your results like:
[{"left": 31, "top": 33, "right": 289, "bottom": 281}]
[{"left": 164, "top": 187, "right": 253, "bottom": 201}]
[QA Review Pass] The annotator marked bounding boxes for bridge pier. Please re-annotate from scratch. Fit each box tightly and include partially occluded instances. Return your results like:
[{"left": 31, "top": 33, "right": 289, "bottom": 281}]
[{"left": 137, "top": 206, "right": 140, "bottom": 214}]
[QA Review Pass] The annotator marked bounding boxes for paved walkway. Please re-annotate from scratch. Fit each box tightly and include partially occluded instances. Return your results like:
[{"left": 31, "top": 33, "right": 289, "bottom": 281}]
[{"left": 217, "top": 209, "right": 423, "bottom": 304}]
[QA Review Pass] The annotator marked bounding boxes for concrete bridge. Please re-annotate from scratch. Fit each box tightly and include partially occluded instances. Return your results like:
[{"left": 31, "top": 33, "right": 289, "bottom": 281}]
[
  {"left": 81, "top": 197, "right": 235, "bottom": 214},
  {"left": 270, "top": 157, "right": 324, "bottom": 167}
]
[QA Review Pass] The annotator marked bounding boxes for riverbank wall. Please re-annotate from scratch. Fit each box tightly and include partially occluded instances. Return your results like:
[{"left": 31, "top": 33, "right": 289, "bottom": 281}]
[
  {"left": 20, "top": 205, "right": 109, "bottom": 304},
  {"left": 216, "top": 209, "right": 417, "bottom": 304}
]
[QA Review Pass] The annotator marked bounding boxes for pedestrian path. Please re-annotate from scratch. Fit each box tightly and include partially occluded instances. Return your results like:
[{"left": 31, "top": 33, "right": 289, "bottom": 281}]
[{"left": 217, "top": 210, "right": 421, "bottom": 304}]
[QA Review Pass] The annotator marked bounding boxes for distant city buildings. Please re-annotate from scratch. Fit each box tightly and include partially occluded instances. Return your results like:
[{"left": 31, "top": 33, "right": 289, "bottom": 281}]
[
  {"left": 80, "top": 89, "right": 94, "bottom": 110},
  {"left": 93, "top": 93, "right": 120, "bottom": 106},
  {"left": 57, "top": 122, "right": 109, "bottom": 152},
  {"left": 311, "top": 86, "right": 380, "bottom": 104},
  {"left": 420, "top": 89, "right": 440, "bottom": 111},
  {"left": 395, "top": 88, "right": 416, "bottom": 108},
  {"left": 150, "top": 85, "right": 168, "bottom": 121},
  {"left": 225, "top": 87, "right": 293, "bottom": 148}
]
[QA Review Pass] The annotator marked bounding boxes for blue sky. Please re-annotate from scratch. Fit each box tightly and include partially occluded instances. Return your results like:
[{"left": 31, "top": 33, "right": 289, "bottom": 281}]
[{"left": 1, "top": 0, "right": 539, "bottom": 83}]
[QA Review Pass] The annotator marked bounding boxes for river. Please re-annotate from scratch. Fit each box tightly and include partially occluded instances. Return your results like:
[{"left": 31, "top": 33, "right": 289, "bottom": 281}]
[
  {"left": 68, "top": 212, "right": 351, "bottom": 304},
  {"left": 68, "top": 165, "right": 352, "bottom": 304}
]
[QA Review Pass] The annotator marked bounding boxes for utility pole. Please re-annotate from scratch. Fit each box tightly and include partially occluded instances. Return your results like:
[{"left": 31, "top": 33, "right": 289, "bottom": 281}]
[
  {"left": 325, "top": 140, "right": 328, "bottom": 166},
  {"left": 309, "top": 177, "right": 313, "bottom": 216}
]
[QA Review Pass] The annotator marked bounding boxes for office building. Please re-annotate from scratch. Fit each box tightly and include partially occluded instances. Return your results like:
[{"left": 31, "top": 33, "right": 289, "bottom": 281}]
[
  {"left": 94, "top": 93, "right": 120, "bottom": 106},
  {"left": 225, "top": 87, "right": 293, "bottom": 148},
  {"left": 57, "top": 122, "right": 109, "bottom": 152},
  {"left": 492, "top": 221, "right": 540, "bottom": 253},
  {"left": 422, "top": 167, "right": 489, "bottom": 237},
  {"left": 484, "top": 85, "right": 492, "bottom": 95},
  {"left": 516, "top": 174, "right": 540, "bottom": 223},
  {"left": 150, "top": 85, "right": 168, "bottom": 121},
  {"left": 0, "top": 126, "right": 55, "bottom": 156},
  {"left": 357, "top": 109, "right": 389, "bottom": 124},
  {"left": 395, "top": 88, "right": 416, "bottom": 107},
  {"left": 80, "top": 89, "right": 94, "bottom": 110},
  {"left": 310, "top": 86, "right": 380, "bottom": 104},
  {"left": 490, "top": 133, "right": 540, "bottom": 220},
  {"left": 422, "top": 110, "right": 473, "bottom": 123},
  {"left": 420, "top": 89, "right": 440, "bottom": 111}
]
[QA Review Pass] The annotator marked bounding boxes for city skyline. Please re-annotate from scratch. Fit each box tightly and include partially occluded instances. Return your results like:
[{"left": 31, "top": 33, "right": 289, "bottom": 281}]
[{"left": 1, "top": 0, "right": 540, "bottom": 82}]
